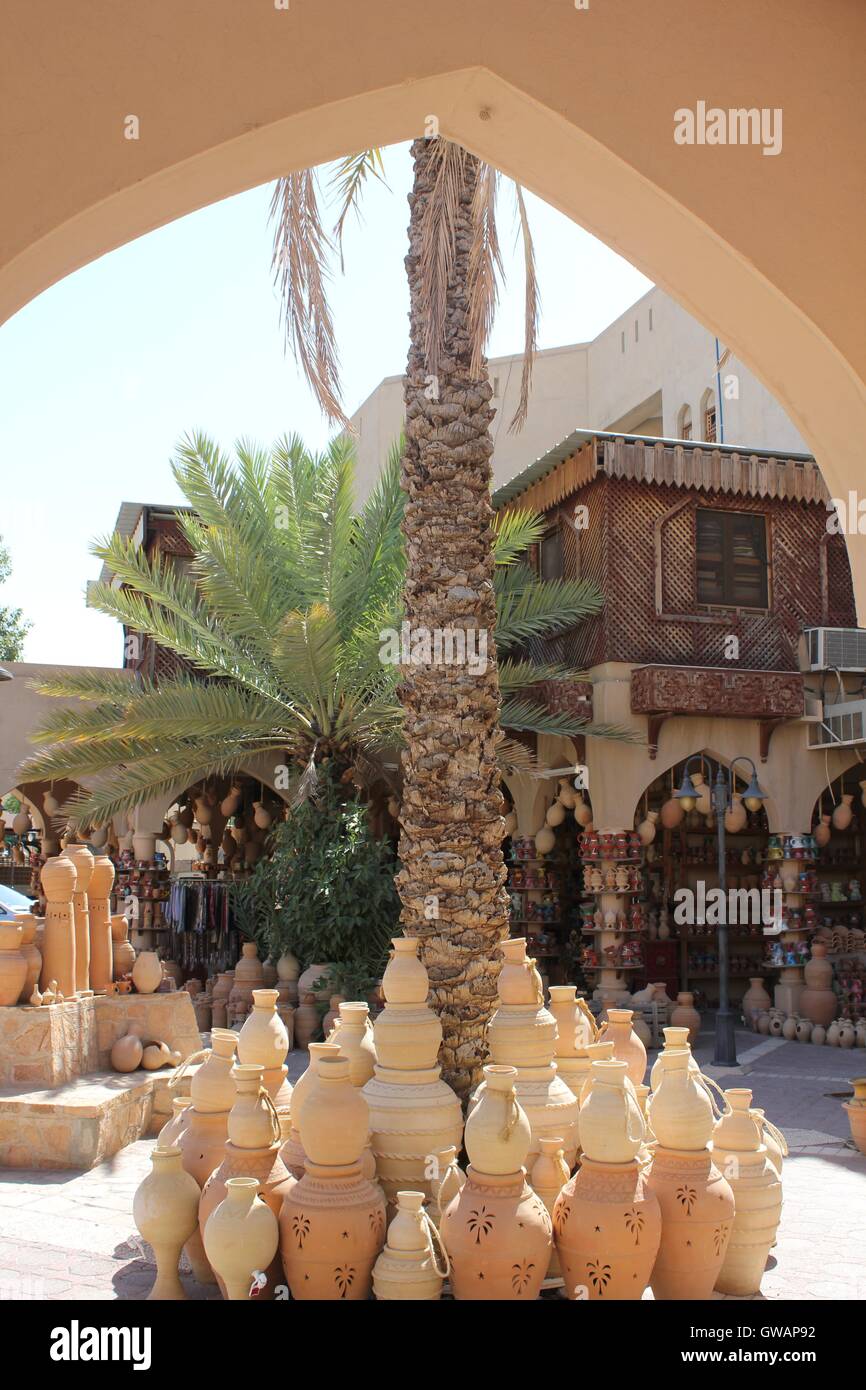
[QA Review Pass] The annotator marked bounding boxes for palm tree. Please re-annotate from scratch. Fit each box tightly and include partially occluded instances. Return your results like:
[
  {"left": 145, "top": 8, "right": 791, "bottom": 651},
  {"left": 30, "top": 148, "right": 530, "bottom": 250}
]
[{"left": 18, "top": 432, "right": 618, "bottom": 831}]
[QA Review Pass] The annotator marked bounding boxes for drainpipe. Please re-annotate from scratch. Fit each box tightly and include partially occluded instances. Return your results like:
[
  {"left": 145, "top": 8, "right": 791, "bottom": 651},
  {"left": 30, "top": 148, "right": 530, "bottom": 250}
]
[{"left": 714, "top": 336, "right": 726, "bottom": 444}]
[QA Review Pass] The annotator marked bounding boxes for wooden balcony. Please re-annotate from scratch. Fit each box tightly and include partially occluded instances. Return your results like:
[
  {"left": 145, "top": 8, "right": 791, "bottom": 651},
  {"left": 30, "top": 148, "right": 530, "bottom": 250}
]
[{"left": 630, "top": 663, "right": 805, "bottom": 759}]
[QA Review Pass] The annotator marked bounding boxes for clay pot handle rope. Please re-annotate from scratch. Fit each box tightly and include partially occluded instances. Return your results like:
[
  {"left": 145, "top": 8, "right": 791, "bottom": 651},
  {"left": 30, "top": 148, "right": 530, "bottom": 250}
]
[
  {"left": 260, "top": 1086, "right": 282, "bottom": 1147},
  {"left": 499, "top": 1084, "right": 520, "bottom": 1143},
  {"left": 624, "top": 1092, "right": 645, "bottom": 1148},
  {"left": 421, "top": 1208, "right": 451, "bottom": 1279},
  {"left": 697, "top": 1071, "right": 733, "bottom": 1118},
  {"left": 759, "top": 1113, "right": 789, "bottom": 1157},
  {"left": 576, "top": 997, "right": 599, "bottom": 1043},
  {"left": 167, "top": 1047, "right": 209, "bottom": 1092}
]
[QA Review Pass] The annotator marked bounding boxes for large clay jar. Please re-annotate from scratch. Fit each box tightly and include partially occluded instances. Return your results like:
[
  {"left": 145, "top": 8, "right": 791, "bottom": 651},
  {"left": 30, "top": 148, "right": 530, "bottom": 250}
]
[
  {"left": 670, "top": 991, "right": 701, "bottom": 1042},
  {"left": 799, "top": 942, "right": 838, "bottom": 1027},
  {"left": 110, "top": 913, "right": 136, "bottom": 981},
  {"left": 276, "top": 950, "right": 300, "bottom": 1005},
  {"left": 281, "top": 1041, "right": 342, "bottom": 1177},
  {"left": 132, "top": 951, "right": 162, "bottom": 995},
  {"left": 179, "top": 1109, "right": 231, "bottom": 1285},
  {"left": 301, "top": 1055, "right": 370, "bottom": 1164},
  {"left": 160, "top": 1096, "right": 193, "bottom": 1150},
  {"left": 294, "top": 993, "right": 320, "bottom": 1050},
  {"left": 297, "top": 962, "right": 336, "bottom": 1002},
  {"left": 372, "top": 999, "right": 443, "bottom": 1069},
  {"left": 579, "top": 1060, "right": 645, "bottom": 1164},
  {"left": 554, "top": 1156, "right": 662, "bottom": 1300},
  {"left": 750, "top": 1109, "right": 788, "bottom": 1179},
  {"left": 15, "top": 914, "right": 42, "bottom": 1002},
  {"left": 428, "top": 1146, "right": 466, "bottom": 1231},
  {"left": 382, "top": 936, "right": 428, "bottom": 1004},
  {"left": 61, "top": 842, "right": 93, "bottom": 995},
  {"left": 203, "top": 1177, "right": 279, "bottom": 1300},
  {"left": 741, "top": 977, "right": 772, "bottom": 1028},
  {"left": 660, "top": 796, "right": 685, "bottom": 829},
  {"left": 372, "top": 1191, "right": 447, "bottom": 1300},
  {"left": 86, "top": 853, "right": 115, "bottom": 993},
  {"left": 111, "top": 1031, "right": 143, "bottom": 1072},
  {"left": 227, "top": 1065, "right": 283, "bottom": 1150},
  {"left": 648, "top": 1049, "right": 715, "bottom": 1150},
  {"left": 133, "top": 1144, "right": 201, "bottom": 1300},
  {"left": 645, "top": 1147, "right": 735, "bottom": 1299},
  {"left": 237, "top": 988, "right": 288, "bottom": 1069},
  {"left": 332, "top": 1002, "right": 377, "bottom": 1086},
  {"left": 199, "top": 1141, "right": 293, "bottom": 1300},
  {"left": 189, "top": 1029, "right": 239, "bottom": 1113},
  {"left": 479, "top": 996, "right": 580, "bottom": 1167},
  {"left": 712, "top": 1090, "right": 782, "bottom": 1296},
  {"left": 40, "top": 854, "right": 77, "bottom": 999},
  {"left": 233, "top": 940, "right": 265, "bottom": 1008},
  {"left": 843, "top": 1101, "right": 866, "bottom": 1155},
  {"left": 548, "top": 985, "right": 595, "bottom": 1098},
  {"left": 497, "top": 937, "right": 544, "bottom": 1005},
  {"left": 530, "top": 1138, "right": 571, "bottom": 1279},
  {"left": 441, "top": 1065, "right": 552, "bottom": 1301},
  {"left": 601, "top": 1008, "right": 647, "bottom": 1086},
  {"left": 0, "top": 921, "right": 28, "bottom": 1006},
  {"left": 832, "top": 793, "right": 854, "bottom": 830}
]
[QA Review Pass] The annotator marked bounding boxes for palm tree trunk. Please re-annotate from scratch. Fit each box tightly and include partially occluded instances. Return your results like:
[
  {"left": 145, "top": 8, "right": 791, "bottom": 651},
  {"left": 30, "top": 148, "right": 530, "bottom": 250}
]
[{"left": 396, "top": 137, "right": 510, "bottom": 1100}]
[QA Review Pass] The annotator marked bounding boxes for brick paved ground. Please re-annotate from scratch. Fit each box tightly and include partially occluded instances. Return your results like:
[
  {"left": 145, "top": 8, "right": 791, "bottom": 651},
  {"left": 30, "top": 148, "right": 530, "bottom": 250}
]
[{"left": 0, "top": 1034, "right": 863, "bottom": 1301}]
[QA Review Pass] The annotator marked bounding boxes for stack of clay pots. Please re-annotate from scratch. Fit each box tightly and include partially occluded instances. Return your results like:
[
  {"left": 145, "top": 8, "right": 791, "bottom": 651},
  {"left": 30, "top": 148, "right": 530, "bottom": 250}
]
[
  {"left": 799, "top": 942, "right": 838, "bottom": 1028},
  {"left": 276, "top": 949, "right": 300, "bottom": 1006},
  {"left": 548, "top": 985, "right": 599, "bottom": 1101},
  {"left": 111, "top": 914, "right": 136, "bottom": 982},
  {"left": 441, "top": 1064, "right": 553, "bottom": 1299},
  {"left": 554, "top": 1059, "right": 661, "bottom": 1299},
  {"left": 372, "top": 1191, "right": 448, "bottom": 1300},
  {"left": 281, "top": 1041, "right": 341, "bottom": 1178},
  {"left": 237, "top": 988, "right": 293, "bottom": 1139},
  {"left": 40, "top": 855, "right": 78, "bottom": 1000},
  {"left": 62, "top": 841, "right": 93, "bottom": 996},
  {"left": 471, "top": 937, "right": 579, "bottom": 1168},
  {"left": 279, "top": 1055, "right": 386, "bottom": 1298},
  {"left": 362, "top": 938, "right": 463, "bottom": 1209},
  {"left": 711, "top": 1088, "right": 783, "bottom": 1296},
  {"left": 231, "top": 941, "right": 265, "bottom": 1019},
  {"left": 175, "top": 1028, "right": 239, "bottom": 1285}
]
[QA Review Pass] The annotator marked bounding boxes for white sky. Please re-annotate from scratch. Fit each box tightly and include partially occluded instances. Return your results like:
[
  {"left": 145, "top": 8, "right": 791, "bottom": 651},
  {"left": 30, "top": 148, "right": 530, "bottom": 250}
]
[{"left": 0, "top": 142, "right": 652, "bottom": 668}]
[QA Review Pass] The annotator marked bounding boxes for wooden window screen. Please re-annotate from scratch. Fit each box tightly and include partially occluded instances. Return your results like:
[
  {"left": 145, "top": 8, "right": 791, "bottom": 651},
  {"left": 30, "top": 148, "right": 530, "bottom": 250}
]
[{"left": 696, "top": 508, "right": 768, "bottom": 609}]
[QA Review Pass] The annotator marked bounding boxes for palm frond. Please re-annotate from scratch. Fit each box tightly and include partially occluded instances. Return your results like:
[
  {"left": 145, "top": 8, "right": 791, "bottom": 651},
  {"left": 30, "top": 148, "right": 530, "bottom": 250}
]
[
  {"left": 493, "top": 507, "right": 546, "bottom": 565},
  {"left": 419, "top": 139, "right": 469, "bottom": 378},
  {"left": 330, "top": 149, "right": 388, "bottom": 270},
  {"left": 497, "top": 659, "right": 591, "bottom": 694},
  {"left": 468, "top": 161, "right": 503, "bottom": 378},
  {"left": 508, "top": 183, "right": 539, "bottom": 433}
]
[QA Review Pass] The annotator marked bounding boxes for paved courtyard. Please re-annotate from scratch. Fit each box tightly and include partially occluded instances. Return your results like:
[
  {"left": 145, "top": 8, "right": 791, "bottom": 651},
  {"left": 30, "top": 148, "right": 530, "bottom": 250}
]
[{"left": 0, "top": 1034, "right": 863, "bottom": 1301}]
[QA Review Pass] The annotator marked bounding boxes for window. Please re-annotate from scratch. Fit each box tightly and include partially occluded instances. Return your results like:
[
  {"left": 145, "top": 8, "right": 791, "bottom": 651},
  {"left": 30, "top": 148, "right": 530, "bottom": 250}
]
[
  {"left": 678, "top": 404, "right": 692, "bottom": 440},
  {"left": 696, "top": 509, "right": 769, "bottom": 608},
  {"left": 540, "top": 526, "right": 564, "bottom": 582},
  {"left": 701, "top": 388, "right": 717, "bottom": 442}
]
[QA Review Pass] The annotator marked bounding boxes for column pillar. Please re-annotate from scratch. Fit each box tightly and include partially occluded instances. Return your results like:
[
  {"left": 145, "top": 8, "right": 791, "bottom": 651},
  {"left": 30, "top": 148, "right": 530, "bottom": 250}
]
[{"left": 771, "top": 833, "right": 811, "bottom": 1017}]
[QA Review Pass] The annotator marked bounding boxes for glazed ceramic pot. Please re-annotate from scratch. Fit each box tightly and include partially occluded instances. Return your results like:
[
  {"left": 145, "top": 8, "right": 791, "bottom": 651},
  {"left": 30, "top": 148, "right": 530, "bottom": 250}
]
[
  {"left": 160, "top": 1097, "right": 193, "bottom": 1150},
  {"left": 293, "top": 994, "right": 321, "bottom": 1050},
  {"left": 553, "top": 1157, "right": 662, "bottom": 1300},
  {"left": 648, "top": 1050, "right": 715, "bottom": 1150},
  {"left": 132, "top": 951, "right": 162, "bottom": 995},
  {"left": 227, "top": 1065, "right": 283, "bottom": 1150},
  {"left": 741, "top": 978, "right": 772, "bottom": 1028},
  {"left": 465, "top": 1065, "right": 532, "bottom": 1175},
  {"left": 0, "top": 922, "right": 28, "bottom": 1006},
  {"left": 800, "top": 943, "right": 838, "bottom": 1027},
  {"left": 579, "top": 1061, "right": 645, "bottom": 1164},
  {"left": 110, "top": 914, "right": 135, "bottom": 981},
  {"left": 133, "top": 1145, "right": 201, "bottom": 1300},
  {"left": 237, "top": 988, "right": 288, "bottom": 1070},
  {"left": 601, "top": 1008, "right": 647, "bottom": 1086},
  {"left": 279, "top": 1158, "right": 386, "bottom": 1299},
  {"left": 372, "top": 1191, "right": 447, "bottom": 1300},
  {"left": 199, "top": 1142, "right": 293, "bottom": 1299},
  {"left": 15, "top": 915, "right": 42, "bottom": 1003},
  {"left": 670, "top": 992, "right": 701, "bottom": 1043},
  {"left": 111, "top": 1032, "right": 143, "bottom": 1072},
  {"left": 441, "top": 1167, "right": 553, "bottom": 1300},
  {"left": 39, "top": 855, "right": 77, "bottom": 999},
  {"left": 333, "top": 1002, "right": 377, "bottom": 1086},
  {"left": 497, "top": 937, "right": 544, "bottom": 1005},
  {"left": 300, "top": 1056, "right": 370, "bottom": 1165},
  {"left": 712, "top": 1095, "right": 782, "bottom": 1296},
  {"left": 428, "top": 1146, "right": 466, "bottom": 1231},
  {"left": 61, "top": 842, "right": 93, "bottom": 995},
  {"left": 382, "top": 937, "right": 429, "bottom": 1004},
  {"left": 645, "top": 1147, "right": 735, "bottom": 1299},
  {"left": 203, "top": 1177, "right": 279, "bottom": 1300},
  {"left": 179, "top": 1109, "right": 231, "bottom": 1285},
  {"left": 189, "top": 1029, "right": 239, "bottom": 1113},
  {"left": 530, "top": 1137, "right": 571, "bottom": 1279},
  {"left": 87, "top": 854, "right": 115, "bottom": 993},
  {"left": 281, "top": 1041, "right": 342, "bottom": 1178}
]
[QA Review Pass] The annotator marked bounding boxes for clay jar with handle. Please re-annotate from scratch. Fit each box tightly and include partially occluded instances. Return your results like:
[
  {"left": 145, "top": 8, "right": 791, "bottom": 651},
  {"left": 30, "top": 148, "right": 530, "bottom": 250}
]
[
  {"left": 464, "top": 1064, "right": 532, "bottom": 1175},
  {"left": 750, "top": 1109, "right": 788, "bottom": 1178},
  {"left": 372, "top": 1191, "right": 448, "bottom": 1301},
  {"left": 332, "top": 1002, "right": 377, "bottom": 1086},
  {"left": 601, "top": 1008, "right": 648, "bottom": 1087},
  {"left": 580, "top": 1060, "right": 646, "bottom": 1164},
  {"left": 711, "top": 1090, "right": 782, "bottom": 1296},
  {"left": 133, "top": 1144, "right": 201, "bottom": 1300},
  {"left": 87, "top": 853, "right": 115, "bottom": 993},
  {"left": 530, "top": 1137, "right": 571, "bottom": 1279},
  {"left": 300, "top": 1055, "right": 370, "bottom": 1165},
  {"left": 428, "top": 1146, "right": 466, "bottom": 1231},
  {"left": 110, "top": 913, "right": 135, "bottom": 981},
  {"left": 15, "top": 914, "right": 42, "bottom": 1003},
  {"left": 649, "top": 1027, "right": 698, "bottom": 1092},
  {"left": 39, "top": 854, "right": 77, "bottom": 999},
  {"left": 648, "top": 1049, "right": 714, "bottom": 1150},
  {"left": 577, "top": 1041, "right": 615, "bottom": 1107},
  {"left": 188, "top": 1029, "right": 239, "bottom": 1113},
  {"left": 61, "top": 841, "right": 93, "bottom": 995},
  {"left": 237, "top": 988, "right": 288, "bottom": 1069},
  {"left": 203, "top": 1177, "right": 279, "bottom": 1301},
  {"left": 227, "top": 1064, "right": 282, "bottom": 1149},
  {"left": 280, "top": 1041, "right": 341, "bottom": 1178},
  {"left": 132, "top": 951, "right": 162, "bottom": 995},
  {"left": 382, "top": 936, "right": 429, "bottom": 1003},
  {"left": 160, "top": 1096, "right": 193, "bottom": 1150},
  {"left": 0, "top": 922, "right": 28, "bottom": 1006},
  {"left": 200, "top": 1139, "right": 293, "bottom": 1300},
  {"left": 497, "top": 937, "right": 544, "bottom": 1005},
  {"left": 555, "top": 1155, "right": 662, "bottom": 1301}
]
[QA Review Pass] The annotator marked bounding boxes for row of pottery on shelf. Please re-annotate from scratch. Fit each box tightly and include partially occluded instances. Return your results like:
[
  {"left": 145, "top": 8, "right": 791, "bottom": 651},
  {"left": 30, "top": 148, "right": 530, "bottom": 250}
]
[{"left": 757, "top": 1008, "right": 865, "bottom": 1046}]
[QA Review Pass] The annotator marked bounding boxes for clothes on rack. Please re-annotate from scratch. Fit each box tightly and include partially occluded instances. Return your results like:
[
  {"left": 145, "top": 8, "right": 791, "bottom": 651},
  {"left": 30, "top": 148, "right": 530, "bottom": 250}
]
[{"left": 165, "top": 876, "right": 239, "bottom": 976}]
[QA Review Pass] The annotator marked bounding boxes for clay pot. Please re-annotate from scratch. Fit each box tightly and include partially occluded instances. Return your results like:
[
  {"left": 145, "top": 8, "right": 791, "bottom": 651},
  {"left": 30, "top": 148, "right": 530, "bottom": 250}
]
[
  {"left": 496, "top": 937, "right": 543, "bottom": 1006},
  {"left": 160, "top": 1097, "right": 193, "bottom": 1150},
  {"left": 373, "top": 999, "right": 442, "bottom": 1069},
  {"left": 237, "top": 987, "right": 288, "bottom": 1069},
  {"left": 322, "top": 994, "right": 345, "bottom": 1036},
  {"left": 133, "top": 1145, "right": 201, "bottom": 1299},
  {"left": 200, "top": 1142, "right": 293, "bottom": 1299},
  {"left": 372, "top": 1191, "right": 447, "bottom": 1300},
  {"left": 297, "top": 962, "right": 335, "bottom": 1002},
  {"left": 39, "top": 854, "right": 77, "bottom": 999},
  {"left": 61, "top": 842, "right": 93, "bottom": 995},
  {"left": 225, "top": 1064, "right": 281, "bottom": 1150},
  {"left": 832, "top": 794, "right": 854, "bottom": 831},
  {"left": 648, "top": 1049, "right": 714, "bottom": 1150},
  {"left": 645, "top": 1147, "right": 735, "bottom": 1299},
  {"left": 724, "top": 794, "right": 748, "bottom": 834},
  {"left": 795, "top": 1017, "right": 813, "bottom": 1043},
  {"left": 712, "top": 1094, "right": 783, "bottom": 1296},
  {"left": 670, "top": 991, "right": 701, "bottom": 1042},
  {"left": 545, "top": 799, "right": 566, "bottom": 828},
  {"left": 844, "top": 1102, "right": 866, "bottom": 1155},
  {"left": 574, "top": 795, "right": 592, "bottom": 827},
  {"left": 203, "top": 1177, "right": 279, "bottom": 1300},
  {"left": 233, "top": 940, "right": 265, "bottom": 1007},
  {"left": 189, "top": 1029, "right": 239, "bottom": 1113},
  {"left": 554, "top": 1156, "right": 662, "bottom": 1300},
  {"left": 535, "top": 825, "right": 556, "bottom": 856},
  {"left": 299, "top": 1056, "right": 370, "bottom": 1165},
  {"left": 110, "top": 914, "right": 135, "bottom": 981},
  {"left": 838, "top": 1019, "right": 856, "bottom": 1049},
  {"left": 193, "top": 997, "right": 213, "bottom": 1032},
  {"left": 577, "top": 1041, "right": 616, "bottom": 1107},
  {"left": 530, "top": 1137, "right": 571, "bottom": 1279},
  {"left": 111, "top": 1032, "right": 143, "bottom": 1072},
  {"left": 503, "top": 810, "right": 519, "bottom": 837},
  {"left": 741, "top": 978, "right": 772, "bottom": 1028},
  {"left": 15, "top": 914, "right": 42, "bottom": 1003},
  {"left": 87, "top": 854, "right": 115, "bottom": 993},
  {"left": 769, "top": 1009, "right": 786, "bottom": 1038},
  {"left": 276, "top": 949, "right": 300, "bottom": 983},
  {"left": 142, "top": 1042, "right": 181, "bottom": 1070},
  {"left": 261, "top": 1062, "right": 293, "bottom": 1140},
  {"left": 781, "top": 1015, "right": 798, "bottom": 1041},
  {"left": 178, "top": 1108, "right": 230, "bottom": 1285},
  {"left": 279, "top": 1158, "right": 386, "bottom": 1300},
  {"left": 464, "top": 1064, "right": 532, "bottom": 1175},
  {"left": 193, "top": 797, "right": 214, "bottom": 827},
  {"left": 814, "top": 814, "right": 832, "bottom": 847},
  {"left": 294, "top": 993, "right": 320, "bottom": 1050},
  {"left": 382, "top": 936, "right": 429, "bottom": 1004},
  {"left": 660, "top": 797, "right": 685, "bottom": 830},
  {"left": 749, "top": 1109, "right": 787, "bottom": 1177},
  {"left": 601, "top": 1008, "right": 647, "bottom": 1086},
  {"left": 281, "top": 1041, "right": 342, "bottom": 1178},
  {"left": 580, "top": 1060, "right": 645, "bottom": 1163},
  {"left": 0, "top": 921, "right": 28, "bottom": 1006},
  {"left": 132, "top": 951, "right": 162, "bottom": 995},
  {"left": 363, "top": 1065, "right": 464, "bottom": 1209},
  {"left": 441, "top": 1166, "right": 553, "bottom": 1300},
  {"left": 810, "top": 1024, "right": 826, "bottom": 1045},
  {"left": 800, "top": 942, "right": 838, "bottom": 1027},
  {"left": 428, "top": 1146, "right": 466, "bottom": 1230},
  {"left": 332, "top": 1002, "right": 376, "bottom": 1086}
]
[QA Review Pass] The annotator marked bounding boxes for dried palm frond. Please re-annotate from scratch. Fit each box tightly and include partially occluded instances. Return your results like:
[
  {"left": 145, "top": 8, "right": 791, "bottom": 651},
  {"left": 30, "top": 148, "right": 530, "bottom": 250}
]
[
  {"left": 418, "top": 139, "right": 470, "bottom": 378},
  {"left": 508, "top": 184, "right": 539, "bottom": 433},
  {"left": 331, "top": 149, "right": 388, "bottom": 270},
  {"left": 468, "top": 161, "right": 503, "bottom": 378}
]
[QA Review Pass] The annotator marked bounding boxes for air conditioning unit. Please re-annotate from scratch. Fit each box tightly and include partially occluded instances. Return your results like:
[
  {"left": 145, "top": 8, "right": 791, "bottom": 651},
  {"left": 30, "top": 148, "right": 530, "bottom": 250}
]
[
  {"left": 806, "top": 695, "right": 866, "bottom": 748},
  {"left": 799, "top": 627, "right": 866, "bottom": 673}
]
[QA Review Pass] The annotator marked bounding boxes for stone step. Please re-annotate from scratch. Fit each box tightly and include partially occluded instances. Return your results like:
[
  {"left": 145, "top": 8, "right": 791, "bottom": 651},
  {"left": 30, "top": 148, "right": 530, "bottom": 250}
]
[{"left": 0, "top": 1071, "right": 154, "bottom": 1171}]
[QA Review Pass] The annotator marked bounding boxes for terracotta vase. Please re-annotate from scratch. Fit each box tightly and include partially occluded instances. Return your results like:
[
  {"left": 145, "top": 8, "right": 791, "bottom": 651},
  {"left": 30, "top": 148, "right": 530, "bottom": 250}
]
[
  {"left": 133, "top": 1145, "right": 201, "bottom": 1300},
  {"left": 712, "top": 1090, "right": 783, "bottom": 1295},
  {"left": 39, "top": 854, "right": 77, "bottom": 999},
  {"left": 428, "top": 1146, "right": 466, "bottom": 1230},
  {"left": 660, "top": 797, "right": 685, "bottom": 830},
  {"left": 372, "top": 1191, "right": 447, "bottom": 1300},
  {"left": 279, "top": 1158, "right": 386, "bottom": 1300},
  {"left": 670, "top": 992, "right": 701, "bottom": 1042},
  {"left": 601, "top": 1008, "right": 647, "bottom": 1086},
  {"left": 61, "top": 842, "right": 93, "bottom": 995},
  {"left": 843, "top": 1102, "right": 866, "bottom": 1155},
  {"left": 179, "top": 1108, "right": 230, "bottom": 1285},
  {"left": 0, "top": 921, "right": 28, "bottom": 1006},
  {"left": 297, "top": 962, "right": 336, "bottom": 1002},
  {"left": 281, "top": 1041, "right": 342, "bottom": 1178},
  {"left": 645, "top": 1147, "right": 735, "bottom": 1299},
  {"left": 227, "top": 1065, "right": 282, "bottom": 1150},
  {"left": 110, "top": 914, "right": 135, "bottom": 981},
  {"left": 237, "top": 987, "right": 288, "bottom": 1069},
  {"left": 199, "top": 1142, "right": 293, "bottom": 1299},
  {"left": 322, "top": 994, "right": 345, "bottom": 1036},
  {"left": 300, "top": 1055, "right": 370, "bottom": 1164},
  {"left": 554, "top": 1157, "right": 662, "bottom": 1300},
  {"left": 233, "top": 939, "right": 265, "bottom": 998},
  {"left": 479, "top": 996, "right": 580, "bottom": 1166},
  {"left": 111, "top": 1032, "right": 143, "bottom": 1072},
  {"left": 15, "top": 914, "right": 42, "bottom": 1002},
  {"left": 781, "top": 1015, "right": 798, "bottom": 1041},
  {"left": 372, "top": 1000, "right": 442, "bottom": 1069},
  {"left": 548, "top": 985, "right": 595, "bottom": 1096},
  {"left": 160, "top": 1097, "right": 193, "bottom": 1150},
  {"left": 261, "top": 1063, "right": 293, "bottom": 1140},
  {"left": 648, "top": 1049, "right": 715, "bottom": 1150},
  {"left": 637, "top": 810, "right": 658, "bottom": 846},
  {"left": 465, "top": 1064, "right": 533, "bottom": 1174},
  {"left": 142, "top": 1042, "right": 181, "bottom": 1071},
  {"left": 203, "top": 1177, "right": 279, "bottom": 1300},
  {"left": 577, "top": 1041, "right": 615, "bottom": 1107},
  {"left": 497, "top": 936, "right": 544, "bottom": 1005},
  {"left": 741, "top": 978, "right": 772, "bottom": 1027},
  {"left": 832, "top": 794, "right": 854, "bottom": 831},
  {"left": 799, "top": 942, "right": 838, "bottom": 1027},
  {"left": 441, "top": 1167, "right": 552, "bottom": 1300},
  {"left": 332, "top": 1002, "right": 376, "bottom": 1086},
  {"left": 132, "top": 951, "right": 162, "bottom": 995},
  {"left": 294, "top": 993, "right": 320, "bottom": 1050},
  {"left": 364, "top": 1066, "right": 464, "bottom": 1207},
  {"left": 724, "top": 794, "right": 748, "bottom": 834},
  {"left": 579, "top": 1060, "right": 645, "bottom": 1163},
  {"left": 839, "top": 1019, "right": 856, "bottom": 1049},
  {"left": 188, "top": 1029, "right": 239, "bottom": 1113},
  {"left": 382, "top": 936, "right": 429, "bottom": 1004},
  {"left": 530, "top": 1138, "right": 571, "bottom": 1279}
]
